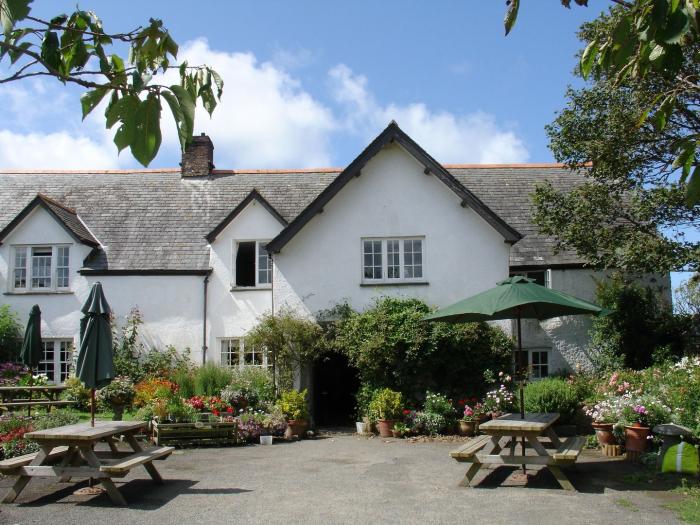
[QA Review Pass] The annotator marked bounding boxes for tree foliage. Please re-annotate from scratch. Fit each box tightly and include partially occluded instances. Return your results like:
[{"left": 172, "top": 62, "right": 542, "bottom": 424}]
[
  {"left": 332, "top": 297, "right": 513, "bottom": 403},
  {"left": 0, "top": 305, "right": 22, "bottom": 362},
  {"left": 0, "top": 0, "right": 223, "bottom": 166},
  {"left": 533, "top": 9, "right": 700, "bottom": 273},
  {"left": 506, "top": 0, "right": 700, "bottom": 207}
]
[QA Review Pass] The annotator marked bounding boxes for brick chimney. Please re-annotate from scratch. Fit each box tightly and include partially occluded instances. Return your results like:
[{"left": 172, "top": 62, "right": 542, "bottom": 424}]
[{"left": 181, "top": 133, "right": 214, "bottom": 177}]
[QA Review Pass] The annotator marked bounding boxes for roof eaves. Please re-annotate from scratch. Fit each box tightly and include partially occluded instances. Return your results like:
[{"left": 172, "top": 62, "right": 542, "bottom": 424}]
[{"left": 205, "top": 189, "right": 288, "bottom": 243}]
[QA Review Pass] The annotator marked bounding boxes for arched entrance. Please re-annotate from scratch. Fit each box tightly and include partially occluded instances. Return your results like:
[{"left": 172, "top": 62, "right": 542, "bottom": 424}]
[{"left": 312, "top": 353, "right": 359, "bottom": 427}]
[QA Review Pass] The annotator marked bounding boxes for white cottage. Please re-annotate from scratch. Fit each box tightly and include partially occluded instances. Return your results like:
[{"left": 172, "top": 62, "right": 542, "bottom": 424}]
[{"left": 0, "top": 122, "right": 671, "bottom": 395}]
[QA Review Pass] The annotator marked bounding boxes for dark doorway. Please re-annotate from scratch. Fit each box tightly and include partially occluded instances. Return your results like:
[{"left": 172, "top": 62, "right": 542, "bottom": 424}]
[{"left": 313, "top": 353, "right": 359, "bottom": 427}]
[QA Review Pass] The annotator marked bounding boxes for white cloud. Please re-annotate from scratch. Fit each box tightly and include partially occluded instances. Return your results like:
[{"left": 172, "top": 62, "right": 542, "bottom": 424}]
[
  {"left": 328, "top": 64, "right": 529, "bottom": 164},
  {"left": 0, "top": 130, "right": 120, "bottom": 169},
  {"left": 161, "top": 39, "right": 336, "bottom": 168}
]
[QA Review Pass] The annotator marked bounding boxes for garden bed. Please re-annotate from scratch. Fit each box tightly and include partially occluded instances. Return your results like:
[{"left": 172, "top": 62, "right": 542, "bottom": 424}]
[{"left": 151, "top": 420, "right": 240, "bottom": 446}]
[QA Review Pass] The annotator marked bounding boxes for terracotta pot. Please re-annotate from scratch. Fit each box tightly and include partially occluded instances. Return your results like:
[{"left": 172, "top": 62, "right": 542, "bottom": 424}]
[
  {"left": 376, "top": 419, "right": 396, "bottom": 438},
  {"left": 459, "top": 420, "right": 476, "bottom": 437},
  {"left": 624, "top": 424, "right": 650, "bottom": 452},
  {"left": 285, "top": 419, "right": 309, "bottom": 439},
  {"left": 592, "top": 422, "right": 616, "bottom": 446}
]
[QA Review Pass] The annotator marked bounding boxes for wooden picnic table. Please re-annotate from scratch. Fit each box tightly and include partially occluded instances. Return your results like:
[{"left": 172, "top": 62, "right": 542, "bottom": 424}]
[
  {"left": 0, "top": 385, "right": 73, "bottom": 414},
  {"left": 450, "top": 412, "right": 585, "bottom": 491},
  {"left": 0, "top": 420, "right": 173, "bottom": 506}
]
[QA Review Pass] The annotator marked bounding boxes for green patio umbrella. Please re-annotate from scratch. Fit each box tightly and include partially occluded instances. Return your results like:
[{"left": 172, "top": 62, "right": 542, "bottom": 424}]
[
  {"left": 76, "top": 282, "right": 114, "bottom": 427},
  {"left": 19, "top": 304, "right": 42, "bottom": 416},
  {"left": 423, "top": 276, "right": 609, "bottom": 468}
]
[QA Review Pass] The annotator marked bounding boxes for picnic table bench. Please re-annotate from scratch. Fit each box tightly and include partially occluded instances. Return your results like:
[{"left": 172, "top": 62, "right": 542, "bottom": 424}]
[
  {"left": 0, "top": 385, "right": 73, "bottom": 414},
  {"left": 450, "top": 412, "right": 585, "bottom": 491},
  {"left": 0, "top": 420, "right": 174, "bottom": 506}
]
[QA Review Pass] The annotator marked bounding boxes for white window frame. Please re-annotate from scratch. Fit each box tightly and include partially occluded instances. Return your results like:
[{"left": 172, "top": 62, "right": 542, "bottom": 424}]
[
  {"left": 510, "top": 269, "right": 550, "bottom": 288},
  {"left": 220, "top": 338, "right": 271, "bottom": 369},
  {"left": 10, "top": 244, "right": 71, "bottom": 292},
  {"left": 361, "top": 236, "right": 426, "bottom": 284},
  {"left": 37, "top": 339, "right": 74, "bottom": 384},
  {"left": 516, "top": 348, "right": 551, "bottom": 380},
  {"left": 232, "top": 240, "right": 272, "bottom": 289}
]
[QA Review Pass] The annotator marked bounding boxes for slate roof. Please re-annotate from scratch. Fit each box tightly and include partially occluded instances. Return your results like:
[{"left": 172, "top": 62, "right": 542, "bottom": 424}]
[{"left": 0, "top": 164, "right": 588, "bottom": 272}]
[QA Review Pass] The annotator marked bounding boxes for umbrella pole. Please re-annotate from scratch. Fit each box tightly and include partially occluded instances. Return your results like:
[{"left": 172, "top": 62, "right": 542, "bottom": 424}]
[
  {"left": 90, "top": 388, "right": 95, "bottom": 427},
  {"left": 517, "top": 312, "right": 526, "bottom": 474}
]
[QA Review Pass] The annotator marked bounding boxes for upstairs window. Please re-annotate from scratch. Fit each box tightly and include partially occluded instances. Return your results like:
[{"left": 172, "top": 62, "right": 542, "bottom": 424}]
[
  {"left": 234, "top": 241, "right": 272, "bottom": 288},
  {"left": 510, "top": 269, "right": 551, "bottom": 288},
  {"left": 362, "top": 237, "right": 424, "bottom": 283},
  {"left": 12, "top": 245, "right": 70, "bottom": 292}
]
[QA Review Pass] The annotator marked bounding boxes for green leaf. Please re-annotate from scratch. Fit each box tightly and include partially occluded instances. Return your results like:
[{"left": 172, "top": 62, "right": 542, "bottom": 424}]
[
  {"left": 80, "top": 87, "right": 109, "bottom": 120},
  {"left": 170, "top": 84, "right": 195, "bottom": 142},
  {"left": 104, "top": 93, "right": 138, "bottom": 129},
  {"left": 686, "top": 164, "right": 700, "bottom": 206},
  {"left": 649, "top": 43, "right": 666, "bottom": 66},
  {"left": 130, "top": 94, "right": 162, "bottom": 167},
  {"left": 113, "top": 120, "right": 134, "bottom": 152},
  {"left": 580, "top": 39, "right": 599, "bottom": 78},
  {"left": 210, "top": 68, "right": 224, "bottom": 98},
  {"left": 40, "top": 30, "right": 62, "bottom": 73},
  {"left": 0, "top": 0, "right": 32, "bottom": 35},
  {"left": 504, "top": 0, "right": 519, "bottom": 36},
  {"left": 658, "top": 9, "right": 690, "bottom": 44},
  {"left": 161, "top": 90, "right": 187, "bottom": 151}
]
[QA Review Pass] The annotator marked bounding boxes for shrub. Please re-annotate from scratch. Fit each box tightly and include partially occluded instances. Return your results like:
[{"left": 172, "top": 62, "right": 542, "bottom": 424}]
[
  {"left": 171, "top": 368, "right": 195, "bottom": 398},
  {"left": 355, "top": 383, "right": 379, "bottom": 421},
  {"left": 142, "top": 345, "right": 193, "bottom": 379},
  {"left": 523, "top": 378, "right": 579, "bottom": 424},
  {"left": 0, "top": 362, "right": 30, "bottom": 387},
  {"left": 413, "top": 411, "right": 447, "bottom": 435},
  {"left": 0, "top": 306, "right": 22, "bottom": 362},
  {"left": 335, "top": 297, "right": 512, "bottom": 403},
  {"left": 368, "top": 388, "right": 403, "bottom": 420},
  {"left": 32, "top": 410, "right": 79, "bottom": 430},
  {"left": 423, "top": 392, "right": 455, "bottom": 419},
  {"left": 193, "top": 363, "right": 233, "bottom": 396},
  {"left": 223, "top": 367, "right": 276, "bottom": 410},
  {"left": 133, "top": 378, "right": 178, "bottom": 407},
  {"left": 96, "top": 376, "right": 135, "bottom": 411},
  {"left": 276, "top": 389, "right": 309, "bottom": 421},
  {"left": 62, "top": 376, "right": 91, "bottom": 410}
]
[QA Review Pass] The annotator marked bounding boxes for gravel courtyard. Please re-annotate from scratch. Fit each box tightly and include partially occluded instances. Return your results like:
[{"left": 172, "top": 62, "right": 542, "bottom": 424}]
[{"left": 0, "top": 431, "right": 683, "bottom": 525}]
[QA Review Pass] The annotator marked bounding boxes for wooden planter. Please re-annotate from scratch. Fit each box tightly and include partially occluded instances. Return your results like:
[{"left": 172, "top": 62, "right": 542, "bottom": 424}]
[{"left": 151, "top": 420, "right": 240, "bottom": 446}]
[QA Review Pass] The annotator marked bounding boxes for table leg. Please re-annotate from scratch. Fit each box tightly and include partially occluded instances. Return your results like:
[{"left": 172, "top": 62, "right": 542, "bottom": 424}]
[
  {"left": 548, "top": 465, "right": 576, "bottom": 491},
  {"left": 78, "top": 446, "right": 127, "bottom": 506},
  {"left": 123, "top": 433, "right": 163, "bottom": 484},
  {"left": 57, "top": 446, "right": 79, "bottom": 482},
  {"left": 526, "top": 434, "right": 550, "bottom": 457},
  {"left": 545, "top": 427, "right": 562, "bottom": 448},
  {"left": 2, "top": 446, "right": 49, "bottom": 503},
  {"left": 459, "top": 461, "right": 483, "bottom": 487},
  {"left": 105, "top": 437, "right": 120, "bottom": 455}
]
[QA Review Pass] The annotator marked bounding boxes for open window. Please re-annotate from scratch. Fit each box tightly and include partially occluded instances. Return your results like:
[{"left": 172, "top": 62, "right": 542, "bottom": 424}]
[{"left": 234, "top": 240, "right": 272, "bottom": 288}]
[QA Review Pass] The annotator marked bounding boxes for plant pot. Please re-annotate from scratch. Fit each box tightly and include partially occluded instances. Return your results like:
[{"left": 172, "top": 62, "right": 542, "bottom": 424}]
[
  {"left": 391, "top": 429, "right": 402, "bottom": 438},
  {"left": 459, "top": 420, "right": 476, "bottom": 437},
  {"left": 376, "top": 419, "right": 395, "bottom": 438},
  {"left": 356, "top": 421, "right": 367, "bottom": 434},
  {"left": 624, "top": 424, "right": 650, "bottom": 452},
  {"left": 111, "top": 404, "right": 125, "bottom": 421},
  {"left": 260, "top": 435, "right": 273, "bottom": 445},
  {"left": 285, "top": 419, "right": 309, "bottom": 439},
  {"left": 592, "top": 422, "right": 616, "bottom": 446}
]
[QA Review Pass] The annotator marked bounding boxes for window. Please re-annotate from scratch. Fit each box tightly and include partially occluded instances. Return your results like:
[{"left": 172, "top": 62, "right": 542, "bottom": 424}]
[
  {"left": 362, "top": 237, "right": 425, "bottom": 283},
  {"left": 234, "top": 241, "right": 271, "bottom": 287},
  {"left": 510, "top": 269, "right": 550, "bottom": 288},
  {"left": 220, "top": 338, "right": 271, "bottom": 369},
  {"left": 37, "top": 339, "right": 73, "bottom": 384},
  {"left": 513, "top": 349, "right": 550, "bottom": 379},
  {"left": 11, "top": 245, "right": 70, "bottom": 291}
]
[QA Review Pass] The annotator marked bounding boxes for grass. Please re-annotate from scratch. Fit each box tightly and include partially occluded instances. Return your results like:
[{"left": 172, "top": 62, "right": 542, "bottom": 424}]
[
  {"left": 668, "top": 479, "right": 700, "bottom": 524},
  {"left": 615, "top": 498, "right": 639, "bottom": 512}
]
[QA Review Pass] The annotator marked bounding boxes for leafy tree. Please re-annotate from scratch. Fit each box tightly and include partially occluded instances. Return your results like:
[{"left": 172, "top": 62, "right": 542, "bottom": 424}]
[
  {"left": 533, "top": 9, "right": 700, "bottom": 273},
  {"left": 675, "top": 273, "right": 700, "bottom": 316},
  {"left": 0, "top": 1, "right": 223, "bottom": 166},
  {"left": 505, "top": 0, "right": 700, "bottom": 206},
  {"left": 0, "top": 304, "right": 22, "bottom": 362},
  {"left": 333, "top": 297, "right": 513, "bottom": 404}
]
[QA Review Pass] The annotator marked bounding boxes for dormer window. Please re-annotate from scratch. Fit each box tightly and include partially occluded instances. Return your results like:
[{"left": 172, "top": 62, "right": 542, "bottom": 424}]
[
  {"left": 233, "top": 240, "right": 272, "bottom": 289},
  {"left": 12, "top": 245, "right": 70, "bottom": 292}
]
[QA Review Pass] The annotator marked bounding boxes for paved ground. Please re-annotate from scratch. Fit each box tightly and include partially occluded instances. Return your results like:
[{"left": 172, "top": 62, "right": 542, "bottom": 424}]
[{"left": 0, "top": 430, "right": 684, "bottom": 525}]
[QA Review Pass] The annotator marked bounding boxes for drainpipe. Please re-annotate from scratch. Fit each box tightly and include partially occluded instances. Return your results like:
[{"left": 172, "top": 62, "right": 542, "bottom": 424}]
[
  {"left": 202, "top": 273, "right": 210, "bottom": 365},
  {"left": 270, "top": 253, "right": 277, "bottom": 394}
]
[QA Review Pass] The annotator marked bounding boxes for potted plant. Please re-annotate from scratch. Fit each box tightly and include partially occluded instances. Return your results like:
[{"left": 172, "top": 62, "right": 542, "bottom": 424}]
[
  {"left": 368, "top": 388, "right": 403, "bottom": 438},
  {"left": 96, "top": 376, "right": 135, "bottom": 420},
  {"left": 392, "top": 422, "right": 408, "bottom": 438},
  {"left": 623, "top": 404, "right": 651, "bottom": 453},
  {"left": 277, "top": 389, "right": 309, "bottom": 439},
  {"left": 459, "top": 403, "right": 483, "bottom": 437},
  {"left": 584, "top": 396, "right": 619, "bottom": 446}
]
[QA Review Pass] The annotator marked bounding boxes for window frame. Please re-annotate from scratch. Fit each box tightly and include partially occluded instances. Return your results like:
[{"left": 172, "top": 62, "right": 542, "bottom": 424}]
[
  {"left": 36, "top": 339, "right": 74, "bottom": 384},
  {"left": 219, "top": 337, "right": 271, "bottom": 369},
  {"left": 515, "top": 348, "right": 550, "bottom": 380},
  {"left": 232, "top": 239, "right": 272, "bottom": 289},
  {"left": 361, "top": 236, "right": 426, "bottom": 284},
  {"left": 10, "top": 244, "right": 71, "bottom": 292},
  {"left": 510, "top": 269, "right": 551, "bottom": 289}
]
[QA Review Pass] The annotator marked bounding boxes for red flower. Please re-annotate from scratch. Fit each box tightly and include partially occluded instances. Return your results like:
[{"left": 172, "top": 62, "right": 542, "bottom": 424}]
[
  {"left": 212, "top": 409, "right": 219, "bottom": 416},
  {"left": 403, "top": 409, "right": 411, "bottom": 415},
  {"left": 226, "top": 406, "right": 233, "bottom": 413}
]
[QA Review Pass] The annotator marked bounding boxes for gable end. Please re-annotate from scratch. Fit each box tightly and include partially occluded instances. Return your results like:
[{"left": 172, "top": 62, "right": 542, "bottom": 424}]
[{"left": 206, "top": 189, "right": 288, "bottom": 243}]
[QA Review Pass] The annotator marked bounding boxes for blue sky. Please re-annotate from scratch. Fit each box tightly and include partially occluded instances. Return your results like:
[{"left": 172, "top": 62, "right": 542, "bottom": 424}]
[{"left": 1, "top": 1, "right": 695, "bottom": 291}]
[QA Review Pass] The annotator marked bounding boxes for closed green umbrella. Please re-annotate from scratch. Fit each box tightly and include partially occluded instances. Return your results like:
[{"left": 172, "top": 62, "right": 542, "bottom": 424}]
[
  {"left": 424, "top": 276, "right": 609, "bottom": 471},
  {"left": 76, "top": 282, "right": 114, "bottom": 426},
  {"left": 19, "top": 304, "right": 42, "bottom": 369}
]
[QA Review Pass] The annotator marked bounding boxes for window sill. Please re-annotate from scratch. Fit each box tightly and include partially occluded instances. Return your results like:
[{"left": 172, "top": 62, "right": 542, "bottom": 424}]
[
  {"left": 360, "top": 281, "right": 429, "bottom": 287},
  {"left": 230, "top": 286, "right": 272, "bottom": 292},
  {"left": 4, "top": 290, "right": 73, "bottom": 296}
]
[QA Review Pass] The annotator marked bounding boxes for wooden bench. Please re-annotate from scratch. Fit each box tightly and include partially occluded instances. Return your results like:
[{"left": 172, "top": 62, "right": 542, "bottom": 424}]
[
  {"left": 0, "top": 400, "right": 74, "bottom": 411},
  {"left": 99, "top": 446, "right": 174, "bottom": 476},
  {"left": 0, "top": 446, "right": 70, "bottom": 473},
  {"left": 450, "top": 435, "right": 492, "bottom": 461},
  {"left": 552, "top": 435, "right": 586, "bottom": 464}
]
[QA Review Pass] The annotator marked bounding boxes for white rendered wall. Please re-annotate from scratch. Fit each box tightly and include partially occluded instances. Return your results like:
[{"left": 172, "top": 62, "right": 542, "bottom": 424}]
[
  {"left": 206, "top": 199, "right": 283, "bottom": 364},
  {"left": 0, "top": 206, "right": 205, "bottom": 363},
  {"left": 273, "top": 143, "right": 511, "bottom": 318}
]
